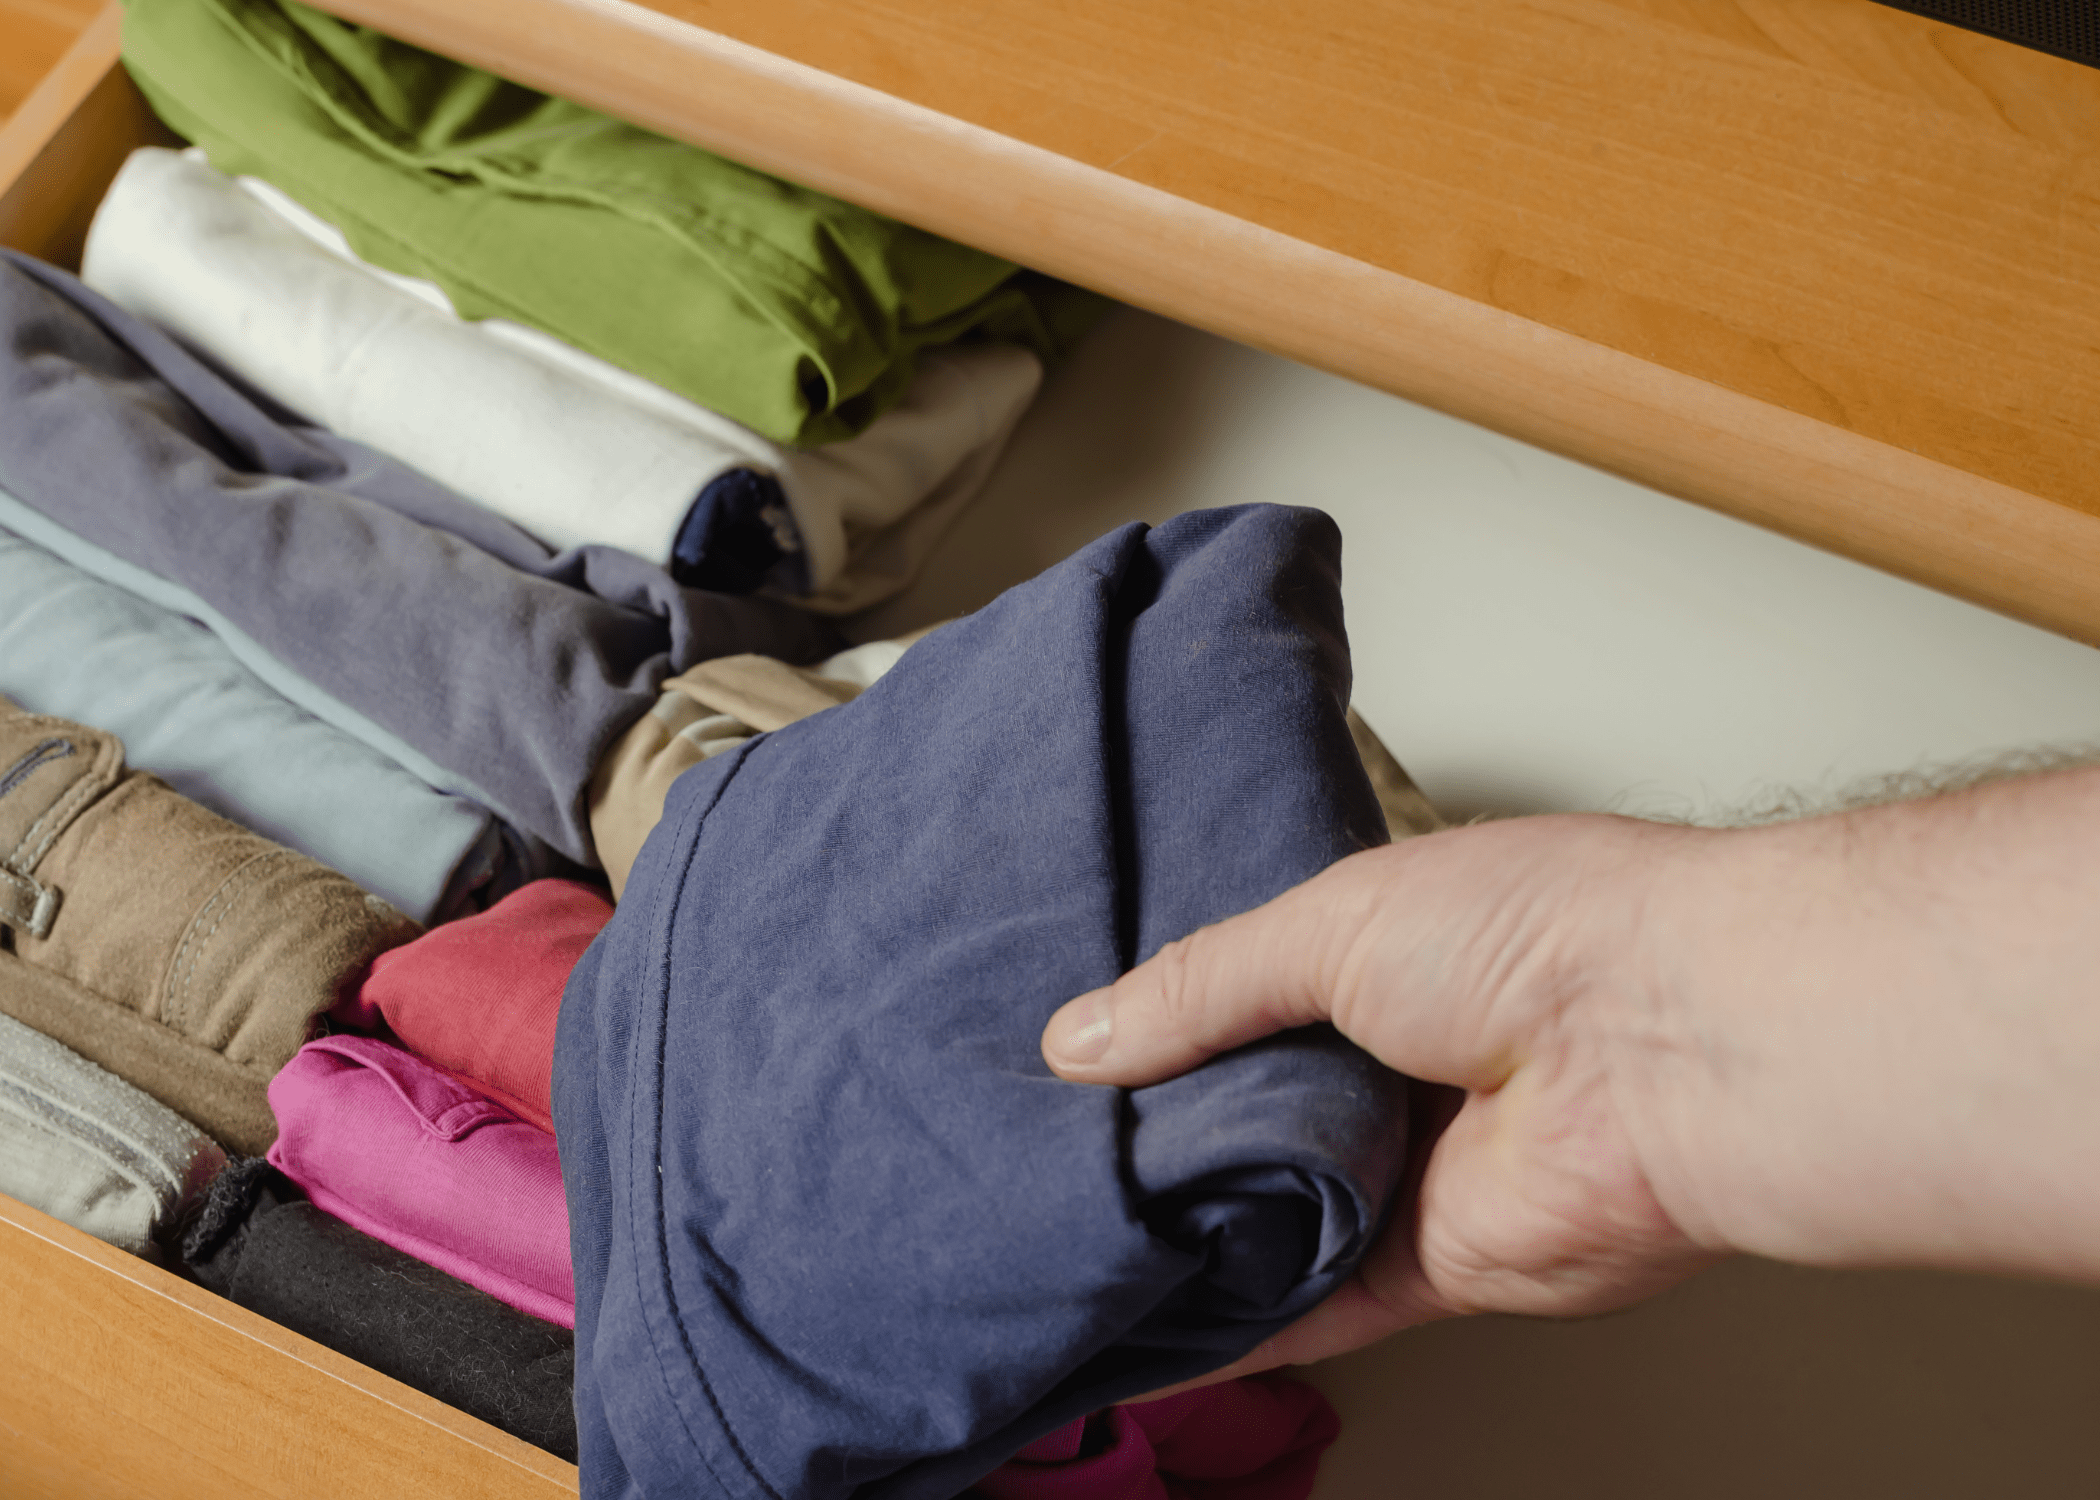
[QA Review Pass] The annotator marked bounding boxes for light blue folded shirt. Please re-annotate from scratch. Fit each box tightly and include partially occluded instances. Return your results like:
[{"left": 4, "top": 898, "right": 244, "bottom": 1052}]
[{"left": 0, "top": 519, "right": 525, "bottom": 921}]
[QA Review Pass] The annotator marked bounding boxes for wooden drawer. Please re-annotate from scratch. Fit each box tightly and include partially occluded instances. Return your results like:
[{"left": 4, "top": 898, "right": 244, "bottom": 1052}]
[
  {"left": 0, "top": 1192, "right": 578, "bottom": 1498},
  {"left": 0, "top": 8, "right": 157, "bottom": 271},
  {"left": 10, "top": 11, "right": 2100, "bottom": 1500},
  {"left": 0, "top": 14, "right": 578, "bottom": 1494}
]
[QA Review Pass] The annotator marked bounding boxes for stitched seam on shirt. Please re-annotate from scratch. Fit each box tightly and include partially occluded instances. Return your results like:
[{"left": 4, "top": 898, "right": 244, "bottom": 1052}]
[
  {"left": 163, "top": 851, "right": 287, "bottom": 1035},
  {"left": 612, "top": 759, "right": 744, "bottom": 1499},
  {"left": 643, "top": 740, "right": 784, "bottom": 1500}
]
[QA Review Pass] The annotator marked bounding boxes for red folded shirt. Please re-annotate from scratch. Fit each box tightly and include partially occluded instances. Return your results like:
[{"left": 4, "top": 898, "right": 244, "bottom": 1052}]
[
  {"left": 979, "top": 1376, "right": 1340, "bottom": 1500},
  {"left": 334, "top": 879, "right": 612, "bottom": 1132}
]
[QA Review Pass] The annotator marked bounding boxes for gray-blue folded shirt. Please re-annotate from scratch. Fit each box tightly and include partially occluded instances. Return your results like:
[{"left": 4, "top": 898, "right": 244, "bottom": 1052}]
[
  {"left": 0, "top": 527, "right": 511, "bottom": 922},
  {"left": 557, "top": 505, "right": 1407, "bottom": 1500},
  {"left": 0, "top": 251, "right": 838, "bottom": 867}
]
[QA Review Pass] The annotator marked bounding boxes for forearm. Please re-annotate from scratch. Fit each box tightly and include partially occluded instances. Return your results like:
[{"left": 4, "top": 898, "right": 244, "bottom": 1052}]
[
  {"left": 1045, "top": 761, "right": 2100, "bottom": 1347},
  {"left": 1628, "top": 765, "right": 2100, "bottom": 1281}
]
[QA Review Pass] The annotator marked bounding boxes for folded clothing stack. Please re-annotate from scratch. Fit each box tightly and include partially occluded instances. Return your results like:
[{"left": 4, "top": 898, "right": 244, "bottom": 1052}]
[
  {"left": 0, "top": 525, "right": 513, "bottom": 923},
  {"left": 267, "top": 1034, "right": 574, "bottom": 1326},
  {"left": 101, "top": 0, "right": 1107, "bottom": 616},
  {"left": 0, "top": 252, "right": 835, "bottom": 868},
  {"left": 82, "top": 148, "right": 1047, "bottom": 614},
  {"left": 0, "top": 693, "right": 584, "bottom": 1448},
  {"left": 0, "top": 506, "right": 1403, "bottom": 1492},
  {"left": 118, "top": 0, "right": 1100, "bottom": 448},
  {"left": 336, "top": 878, "right": 614, "bottom": 1133},
  {"left": 0, "top": 2, "right": 1428, "bottom": 1487},
  {"left": 183, "top": 1157, "right": 581, "bottom": 1459},
  {"left": 0, "top": 697, "right": 420, "bottom": 1156}
]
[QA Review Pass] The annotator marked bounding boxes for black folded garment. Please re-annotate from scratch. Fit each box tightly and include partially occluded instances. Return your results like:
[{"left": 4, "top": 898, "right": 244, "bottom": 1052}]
[{"left": 182, "top": 1158, "right": 576, "bottom": 1460}]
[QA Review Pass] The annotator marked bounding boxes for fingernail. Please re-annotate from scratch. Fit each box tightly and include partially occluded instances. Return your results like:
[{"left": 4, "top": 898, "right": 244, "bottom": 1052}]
[{"left": 1046, "top": 990, "right": 1114, "bottom": 1066}]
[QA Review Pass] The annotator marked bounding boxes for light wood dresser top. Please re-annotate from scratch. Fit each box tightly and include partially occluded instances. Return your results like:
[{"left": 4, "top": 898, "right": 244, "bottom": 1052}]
[{"left": 119, "top": 0, "right": 2100, "bottom": 639}]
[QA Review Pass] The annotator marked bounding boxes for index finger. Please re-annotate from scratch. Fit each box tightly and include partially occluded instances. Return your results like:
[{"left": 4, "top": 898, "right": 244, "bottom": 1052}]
[{"left": 1040, "top": 849, "right": 1385, "bottom": 1084}]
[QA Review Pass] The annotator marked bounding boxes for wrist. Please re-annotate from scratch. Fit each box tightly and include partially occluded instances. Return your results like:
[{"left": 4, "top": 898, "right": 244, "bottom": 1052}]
[{"left": 1622, "top": 771, "right": 2100, "bottom": 1281}]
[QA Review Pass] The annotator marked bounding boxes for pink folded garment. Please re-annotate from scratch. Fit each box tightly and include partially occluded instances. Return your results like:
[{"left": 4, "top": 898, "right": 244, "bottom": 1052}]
[
  {"left": 333, "top": 878, "right": 611, "bottom": 1134},
  {"left": 265, "top": 1034, "right": 573, "bottom": 1326},
  {"left": 978, "top": 1377, "right": 1340, "bottom": 1500}
]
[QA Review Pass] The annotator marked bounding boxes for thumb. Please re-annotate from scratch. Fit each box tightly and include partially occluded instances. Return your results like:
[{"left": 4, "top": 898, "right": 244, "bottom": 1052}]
[{"left": 1041, "top": 863, "right": 1373, "bottom": 1085}]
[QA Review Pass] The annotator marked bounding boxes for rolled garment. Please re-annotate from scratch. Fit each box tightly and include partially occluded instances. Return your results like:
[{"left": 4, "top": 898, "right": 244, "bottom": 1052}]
[
  {"left": 589, "top": 632, "right": 1431, "bottom": 901},
  {"left": 0, "top": 700, "right": 419, "bottom": 1155},
  {"left": 267, "top": 1035, "right": 573, "bottom": 1326},
  {"left": 0, "top": 1012, "right": 226, "bottom": 1257},
  {"left": 978, "top": 1378, "right": 1341, "bottom": 1500},
  {"left": 588, "top": 637, "right": 927, "bottom": 897},
  {"left": 184, "top": 1158, "right": 577, "bottom": 1459},
  {"left": 0, "top": 252, "right": 839, "bottom": 866},
  {"left": 557, "top": 506, "right": 1407, "bottom": 1500},
  {"left": 119, "top": 0, "right": 1105, "bottom": 446},
  {"left": 0, "top": 525, "right": 511, "bottom": 923},
  {"left": 334, "top": 879, "right": 613, "bottom": 1134},
  {"left": 83, "top": 149, "right": 1045, "bottom": 612}
]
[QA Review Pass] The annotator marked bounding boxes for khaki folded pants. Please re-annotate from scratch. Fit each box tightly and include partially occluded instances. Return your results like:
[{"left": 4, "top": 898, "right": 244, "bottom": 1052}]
[{"left": 0, "top": 698, "right": 419, "bottom": 1154}]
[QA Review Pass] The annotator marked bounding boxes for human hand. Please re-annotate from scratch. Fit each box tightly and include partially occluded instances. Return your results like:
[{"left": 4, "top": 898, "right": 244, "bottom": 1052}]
[
  {"left": 1044, "top": 768, "right": 2100, "bottom": 1387},
  {"left": 1041, "top": 813, "right": 1727, "bottom": 1382}
]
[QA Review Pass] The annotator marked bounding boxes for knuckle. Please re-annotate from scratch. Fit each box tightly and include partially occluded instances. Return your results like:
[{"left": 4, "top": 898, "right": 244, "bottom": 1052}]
[{"left": 1144, "top": 933, "right": 1208, "bottom": 1036}]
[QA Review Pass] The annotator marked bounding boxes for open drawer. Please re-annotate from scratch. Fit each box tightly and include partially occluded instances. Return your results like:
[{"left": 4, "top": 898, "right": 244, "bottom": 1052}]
[{"left": 10, "top": 8, "right": 2100, "bottom": 1500}]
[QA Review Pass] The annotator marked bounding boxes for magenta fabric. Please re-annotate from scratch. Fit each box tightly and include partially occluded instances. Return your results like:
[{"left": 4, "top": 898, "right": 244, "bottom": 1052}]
[
  {"left": 266, "top": 1034, "right": 574, "bottom": 1326},
  {"left": 335, "top": 878, "right": 610, "bottom": 1133},
  {"left": 976, "top": 1377, "right": 1341, "bottom": 1500}
]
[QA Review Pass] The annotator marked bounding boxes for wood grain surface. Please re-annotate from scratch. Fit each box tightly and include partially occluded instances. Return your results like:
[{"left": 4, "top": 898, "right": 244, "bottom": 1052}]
[
  {"left": 0, "top": 4, "right": 172, "bottom": 269},
  {"left": 293, "top": 0, "right": 2100, "bottom": 644},
  {"left": 0, "top": 1192, "right": 580, "bottom": 1499},
  {"left": 345, "top": 0, "right": 2100, "bottom": 514},
  {"left": 0, "top": 0, "right": 99, "bottom": 122}
]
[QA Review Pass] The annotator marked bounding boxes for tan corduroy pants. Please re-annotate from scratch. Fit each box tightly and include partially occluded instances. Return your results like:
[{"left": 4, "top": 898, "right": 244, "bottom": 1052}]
[{"left": 0, "top": 698, "right": 419, "bottom": 1154}]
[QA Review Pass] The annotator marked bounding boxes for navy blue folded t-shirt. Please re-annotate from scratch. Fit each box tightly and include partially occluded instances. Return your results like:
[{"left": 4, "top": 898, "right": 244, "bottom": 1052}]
[{"left": 555, "top": 504, "right": 1408, "bottom": 1500}]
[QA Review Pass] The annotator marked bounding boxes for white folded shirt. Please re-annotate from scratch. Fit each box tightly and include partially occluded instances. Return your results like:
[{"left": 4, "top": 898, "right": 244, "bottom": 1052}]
[{"left": 82, "top": 147, "right": 1042, "bottom": 613}]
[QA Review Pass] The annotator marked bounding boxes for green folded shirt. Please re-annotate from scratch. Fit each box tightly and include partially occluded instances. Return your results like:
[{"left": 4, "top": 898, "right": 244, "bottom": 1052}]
[{"left": 120, "top": 0, "right": 1106, "bottom": 444}]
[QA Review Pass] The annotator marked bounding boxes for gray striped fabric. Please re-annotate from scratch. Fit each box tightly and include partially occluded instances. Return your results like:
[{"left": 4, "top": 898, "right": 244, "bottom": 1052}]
[{"left": 0, "top": 1011, "right": 226, "bottom": 1255}]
